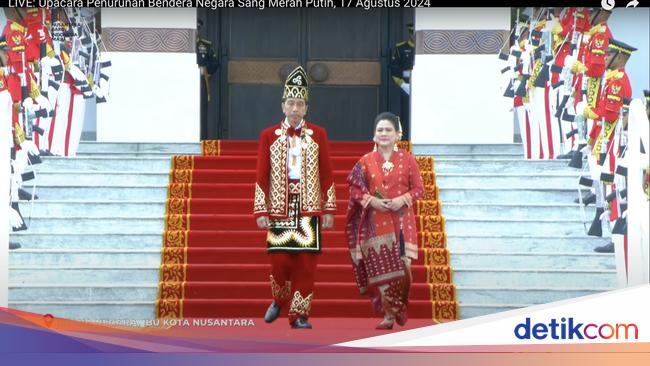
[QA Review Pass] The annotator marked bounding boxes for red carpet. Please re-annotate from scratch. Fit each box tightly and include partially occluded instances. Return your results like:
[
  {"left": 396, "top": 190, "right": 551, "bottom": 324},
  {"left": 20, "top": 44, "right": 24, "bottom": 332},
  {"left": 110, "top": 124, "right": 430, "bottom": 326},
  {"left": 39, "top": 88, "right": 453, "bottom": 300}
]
[{"left": 156, "top": 140, "right": 459, "bottom": 322}]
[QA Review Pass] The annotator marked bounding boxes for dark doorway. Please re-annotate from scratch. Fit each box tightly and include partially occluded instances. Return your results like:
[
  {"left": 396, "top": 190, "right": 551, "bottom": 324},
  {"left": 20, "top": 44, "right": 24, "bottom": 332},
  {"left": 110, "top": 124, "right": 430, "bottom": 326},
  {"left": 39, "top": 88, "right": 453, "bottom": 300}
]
[{"left": 199, "top": 8, "right": 413, "bottom": 141}]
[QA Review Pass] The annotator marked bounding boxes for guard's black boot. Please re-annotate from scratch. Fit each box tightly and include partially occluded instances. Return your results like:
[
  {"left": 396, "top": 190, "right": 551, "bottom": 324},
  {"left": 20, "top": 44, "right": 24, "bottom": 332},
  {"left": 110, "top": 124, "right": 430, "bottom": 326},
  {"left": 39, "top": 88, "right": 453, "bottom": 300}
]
[
  {"left": 574, "top": 192, "right": 596, "bottom": 206},
  {"left": 19, "top": 188, "right": 38, "bottom": 200},
  {"left": 594, "top": 242, "right": 614, "bottom": 253}
]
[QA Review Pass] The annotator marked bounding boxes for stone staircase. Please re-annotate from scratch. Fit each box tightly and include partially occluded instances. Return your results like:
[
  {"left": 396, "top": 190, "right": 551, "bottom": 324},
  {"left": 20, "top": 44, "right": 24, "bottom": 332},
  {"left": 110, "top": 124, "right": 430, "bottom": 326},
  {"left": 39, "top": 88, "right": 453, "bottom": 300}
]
[{"left": 8, "top": 142, "right": 615, "bottom": 320}]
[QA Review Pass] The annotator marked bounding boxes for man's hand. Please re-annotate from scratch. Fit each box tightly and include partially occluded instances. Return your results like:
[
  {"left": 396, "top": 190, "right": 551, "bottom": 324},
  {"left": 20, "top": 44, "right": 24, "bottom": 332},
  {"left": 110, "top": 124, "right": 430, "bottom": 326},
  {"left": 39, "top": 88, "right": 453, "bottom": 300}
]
[
  {"left": 256, "top": 216, "right": 269, "bottom": 230},
  {"left": 322, "top": 214, "right": 334, "bottom": 230}
]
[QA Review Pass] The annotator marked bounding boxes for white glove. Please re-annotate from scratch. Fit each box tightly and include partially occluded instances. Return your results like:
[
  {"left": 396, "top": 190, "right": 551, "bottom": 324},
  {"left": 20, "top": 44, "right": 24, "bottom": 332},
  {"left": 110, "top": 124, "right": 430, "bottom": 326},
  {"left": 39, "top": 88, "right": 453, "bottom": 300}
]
[
  {"left": 575, "top": 101, "right": 587, "bottom": 118},
  {"left": 10, "top": 168, "right": 22, "bottom": 201},
  {"left": 13, "top": 149, "right": 28, "bottom": 175},
  {"left": 400, "top": 82, "right": 410, "bottom": 95},
  {"left": 9, "top": 206, "right": 25, "bottom": 230},
  {"left": 520, "top": 52, "right": 531, "bottom": 76},
  {"left": 67, "top": 63, "right": 88, "bottom": 85},
  {"left": 20, "top": 139, "right": 41, "bottom": 157},
  {"left": 564, "top": 55, "right": 576, "bottom": 72},
  {"left": 22, "top": 98, "right": 35, "bottom": 112},
  {"left": 34, "top": 94, "right": 53, "bottom": 113},
  {"left": 600, "top": 209, "right": 611, "bottom": 222}
]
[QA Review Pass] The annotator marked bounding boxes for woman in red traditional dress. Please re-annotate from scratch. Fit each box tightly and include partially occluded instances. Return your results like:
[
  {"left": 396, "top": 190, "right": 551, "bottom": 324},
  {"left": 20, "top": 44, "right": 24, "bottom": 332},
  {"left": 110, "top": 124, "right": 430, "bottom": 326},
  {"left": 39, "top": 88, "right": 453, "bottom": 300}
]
[{"left": 345, "top": 112, "right": 424, "bottom": 329}]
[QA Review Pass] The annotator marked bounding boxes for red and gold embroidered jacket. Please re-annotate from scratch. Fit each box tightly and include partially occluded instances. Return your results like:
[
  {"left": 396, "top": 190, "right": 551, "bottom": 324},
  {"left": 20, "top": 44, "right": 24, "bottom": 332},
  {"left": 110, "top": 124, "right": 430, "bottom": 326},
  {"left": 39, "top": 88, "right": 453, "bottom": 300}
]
[
  {"left": 586, "top": 68, "right": 631, "bottom": 150},
  {"left": 254, "top": 121, "right": 337, "bottom": 219}
]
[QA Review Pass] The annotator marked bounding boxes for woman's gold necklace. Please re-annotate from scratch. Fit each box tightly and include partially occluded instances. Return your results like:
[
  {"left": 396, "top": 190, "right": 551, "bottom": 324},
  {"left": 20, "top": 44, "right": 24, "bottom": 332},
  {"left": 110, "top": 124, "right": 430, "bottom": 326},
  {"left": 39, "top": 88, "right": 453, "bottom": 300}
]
[{"left": 382, "top": 151, "right": 394, "bottom": 175}]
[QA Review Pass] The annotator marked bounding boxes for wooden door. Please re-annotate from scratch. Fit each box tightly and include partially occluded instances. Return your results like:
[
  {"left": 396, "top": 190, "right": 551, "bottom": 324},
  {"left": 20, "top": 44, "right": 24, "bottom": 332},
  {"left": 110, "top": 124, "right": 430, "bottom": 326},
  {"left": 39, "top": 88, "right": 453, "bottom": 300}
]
[{"left": 210, "top": 8, "right": 389, "bottom": 141}]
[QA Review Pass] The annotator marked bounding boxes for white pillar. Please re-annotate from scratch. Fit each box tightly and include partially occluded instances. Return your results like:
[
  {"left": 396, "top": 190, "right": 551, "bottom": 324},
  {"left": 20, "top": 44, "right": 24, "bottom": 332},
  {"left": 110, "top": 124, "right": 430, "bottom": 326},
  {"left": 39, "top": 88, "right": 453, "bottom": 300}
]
[
  {"left": 1, "top": 92, "right": 9, "bottom": 308},
  {"left": 412, "top": 8, "right": 513, "bottom": 144},
  {"left": 97, "top": 8, "right": 200, "bottom": 143},
  {"left": 0, "top": 5, "right": 9, "bottom": 309},
  {"left": 626, "top": 99, "right": 650, "bottom": 285}
]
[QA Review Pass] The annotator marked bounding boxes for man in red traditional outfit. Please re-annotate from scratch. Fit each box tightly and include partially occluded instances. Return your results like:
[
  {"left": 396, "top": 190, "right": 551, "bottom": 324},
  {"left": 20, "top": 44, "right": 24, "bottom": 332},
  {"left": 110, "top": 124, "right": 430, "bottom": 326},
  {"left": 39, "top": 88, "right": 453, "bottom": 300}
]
[{"left": 254, "top": 66, "right": 337, "bottom": 329}]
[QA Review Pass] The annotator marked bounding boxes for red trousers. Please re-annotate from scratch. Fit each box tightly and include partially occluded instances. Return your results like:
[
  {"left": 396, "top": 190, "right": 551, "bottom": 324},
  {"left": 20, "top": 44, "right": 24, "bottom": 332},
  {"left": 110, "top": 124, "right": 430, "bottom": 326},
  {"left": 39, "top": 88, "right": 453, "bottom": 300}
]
[{"left": 269, "top": 252, "right": 318, "bottom": 323}]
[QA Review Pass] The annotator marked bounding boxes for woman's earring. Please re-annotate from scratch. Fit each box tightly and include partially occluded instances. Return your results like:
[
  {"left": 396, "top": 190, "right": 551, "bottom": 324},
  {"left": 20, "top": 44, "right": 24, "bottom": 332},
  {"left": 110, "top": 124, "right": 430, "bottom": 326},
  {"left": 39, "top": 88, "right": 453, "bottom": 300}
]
[
  {"left": 393, "top": 143, "right": 398, "bottom": 152},
  {"left": 373, "top": 143, "right": 378, "bottom": 152}
]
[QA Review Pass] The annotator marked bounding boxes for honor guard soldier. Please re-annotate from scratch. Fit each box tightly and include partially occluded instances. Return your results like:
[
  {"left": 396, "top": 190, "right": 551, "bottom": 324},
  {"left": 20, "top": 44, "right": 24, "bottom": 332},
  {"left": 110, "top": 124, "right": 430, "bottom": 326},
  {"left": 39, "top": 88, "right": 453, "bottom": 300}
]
[
  {"left": 390, "top": 23, "right": 415, "bottom": 96},
  {"left": 196, "top": 19, "right": 219, "bottom": 103},
  {"left": 390, "top": 22, "right": 415, "bottom": 138},
  {"left": 578, "top": 39, "right": 634, "bottom": 239}
]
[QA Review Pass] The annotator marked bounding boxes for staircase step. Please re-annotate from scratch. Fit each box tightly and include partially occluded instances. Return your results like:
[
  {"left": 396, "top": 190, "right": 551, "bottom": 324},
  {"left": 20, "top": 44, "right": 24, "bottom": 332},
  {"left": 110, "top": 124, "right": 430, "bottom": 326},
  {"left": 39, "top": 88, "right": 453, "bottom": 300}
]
[
  {"left": 29, "top": 200, "right": 593, "bottom": 220},
  {"left": 9, "top": 248, "right": 614, "bottom": 269},
  {"left": 32, "top": 171, "right": 584, "bottom": 190},
  {"left": 9, "top": 233, "right": 163, "bottom": 249},
  {"left": 413, "top": 144, "right": 524, "bottom": 155},
  {"left": 185, "top": 264, "right": 617, "bottom": 287},
  {"left": 10, "top": 250, "right": 161, "bottom": 267},
  {"left": 8, "top": 265, "right": 616, "bottom": 287},
  {"left": 7, "top": 301, "right": 539, "bottom": 320},
  {"left": 27, "top": 201, "right": 167, "bottom": 217},
  {"left": 6, "top": 299, "right": 434, "bottom": 320},
  {"left": 19, "top": 217, "right": 165, "bottom": 234},
  {"left": 446, "top": 236, "right": 610, "bottom": 253},
  {"left": 35, "top": 172, "right": 170, "bottom": 186},
  {"left": 8, "top": 302, "right": 155, "bottom": 320},
  {"left": 177, "top": 283, "right": 613, "bottom": 304},
  {"left": 193, "top": 141, "right": 525, "bottom": 155},
  {"left": 440, "top": 203, "right": 594, "bottom": 220},
  {"left": 440, "top": 188, "right": 579, "bottom": 204},
  {"left": 9, "top": 232, "right": 609, "bottom": 253},
  {"left": 445, "top": 218, "right": 593, "bottom": 237},
  {"left": 37, "top": 156, "right": 570, "bottom": 173},
  {"left": 9, "top": 285, "right": 158, "bottom": 302},
  {"left": 76, "top": 142, "right": 201, "bottom": 154},
  {"left": 73, "top": 142, "right": 525, "bottom": 156},
  {"left": 8, "top": 284, "right": 610, "bottom": 306},
  {"left": 21, "top": 186, "right": 169, "bottom": 200},
  {"left": 454, "top": 268, "right": 617, "bottom": 287},
  {"left": 177, "top": 299, "right": 432, "bottom": 318},
  {"left": 16, "top": 214, "right": 593, "bottom": 237},
  {"left": 76, "top": 150, "right": 521, "bottom": 160},
  {"left": 456, "top": 287, "right": 612, "bottom": 304},
  {"left": 438, "top": 174, "right": 581, "bottom": 189},
  {"left": 38, "top": 156, "right": 172, "bottom": 172},
  {"left": 459, "top": 304, "right": 529, "bottom": 318},
  {"left": 24, "top": 183, "right": 580, "bottom": 204},
  {"left": 9, "top": 267, "right": 161, "bottom": 284}
]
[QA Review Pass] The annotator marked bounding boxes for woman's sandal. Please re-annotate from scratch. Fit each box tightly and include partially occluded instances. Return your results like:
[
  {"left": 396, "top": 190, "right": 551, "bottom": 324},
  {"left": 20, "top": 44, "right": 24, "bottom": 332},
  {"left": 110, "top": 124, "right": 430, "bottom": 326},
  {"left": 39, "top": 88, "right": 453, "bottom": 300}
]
[
  {"left": 376, "top": 318, "right": 395, "bottom": 330},
  {"left": 396, "top": 312, "right": 408, "bottom": 326}
]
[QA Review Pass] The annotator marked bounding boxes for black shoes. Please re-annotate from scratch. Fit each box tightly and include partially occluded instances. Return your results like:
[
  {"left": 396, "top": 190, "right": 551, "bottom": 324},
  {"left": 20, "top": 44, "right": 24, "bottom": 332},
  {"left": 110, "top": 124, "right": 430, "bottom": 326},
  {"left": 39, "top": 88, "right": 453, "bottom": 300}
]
[
  {"left": 594, "top": 242, "right": 615, "bottom": 253},
  {"left": 291, "top": 317, "right": 312, "bottom": 329},
  {"left": 574, "top": 192, "right": 596, "bottom": 206},
  {"left": 9, "top": 242, "right": 21, "bottom": 250},
  {"left": 265, "top": 301, "right": 312, "bottom": 329},
  {"left": 18, "top": 188, "right": 38, "bottom": 201},
  {"left": 39, "top": 149, "right": 54, "bottom": 156},
  {"left": 264, "top": 301, "right": 281, "bottom": 323},
  {"left": 556, "top": 151, "right": 576, "bottom": 159}
]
